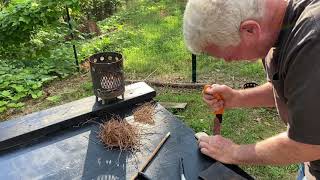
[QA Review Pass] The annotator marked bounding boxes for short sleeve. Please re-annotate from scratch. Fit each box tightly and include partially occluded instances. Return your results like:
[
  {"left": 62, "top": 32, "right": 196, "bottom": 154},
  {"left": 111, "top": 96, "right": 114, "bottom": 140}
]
[
  {"left": 284, "top": 34, "right": 320, "bottom": 145},
  {"left": 263, "top": 48, "right": 278, "bottom": 82}
]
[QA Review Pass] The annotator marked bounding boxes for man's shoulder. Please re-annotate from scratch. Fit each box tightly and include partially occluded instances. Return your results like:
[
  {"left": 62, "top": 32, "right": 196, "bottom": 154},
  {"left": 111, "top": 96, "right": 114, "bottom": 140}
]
[
  {"left": 296, "top": 0, "right": 320, "bottom": 31},
  {"left": 285, "top": 0, "right": 320, "bottom": 55},
  {"left": 277, "top": 1, "right": 320, "bottom": 79}
]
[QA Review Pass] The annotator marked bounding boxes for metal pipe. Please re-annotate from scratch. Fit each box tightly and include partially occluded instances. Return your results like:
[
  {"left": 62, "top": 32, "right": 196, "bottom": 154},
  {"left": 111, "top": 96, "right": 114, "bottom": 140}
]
[
  {"left": 66, "top": 5, "right": 80, "bottom": 72},
  {"left": 192, "top": 54, "right": 197, "bottom": 83}
]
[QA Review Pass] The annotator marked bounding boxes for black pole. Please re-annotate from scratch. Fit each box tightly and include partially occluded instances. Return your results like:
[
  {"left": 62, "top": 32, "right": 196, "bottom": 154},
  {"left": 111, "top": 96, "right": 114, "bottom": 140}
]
[
  {"left": 66, "top": 6, "right": 80, "bottom": 72},
  {"left": 192, "top": 54, "right": 197, "bottom": 83}
]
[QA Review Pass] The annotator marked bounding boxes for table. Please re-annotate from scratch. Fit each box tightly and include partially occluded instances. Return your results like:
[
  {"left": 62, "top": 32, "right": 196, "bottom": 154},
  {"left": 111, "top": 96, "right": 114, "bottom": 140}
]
[{"left": 0, "top": 82, "right": 253, "bottom": 180}]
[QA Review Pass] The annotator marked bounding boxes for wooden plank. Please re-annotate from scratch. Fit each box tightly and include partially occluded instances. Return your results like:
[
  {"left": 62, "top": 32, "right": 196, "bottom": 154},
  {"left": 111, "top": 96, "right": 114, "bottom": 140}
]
[
  {"left": 126, "top": 80, "right": 207, "bottom": 89},
  {"left": 159, "top": 102, "right": 187, "bottom": 110},
  {"left": 0, "top": 82, "right": 156, "bottom": 151}
]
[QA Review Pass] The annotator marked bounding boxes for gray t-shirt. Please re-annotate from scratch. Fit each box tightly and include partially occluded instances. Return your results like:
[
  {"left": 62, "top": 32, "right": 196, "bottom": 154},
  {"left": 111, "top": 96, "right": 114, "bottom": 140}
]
[{"left": 264, "top": 0, "right": 320, "bottom": 178}]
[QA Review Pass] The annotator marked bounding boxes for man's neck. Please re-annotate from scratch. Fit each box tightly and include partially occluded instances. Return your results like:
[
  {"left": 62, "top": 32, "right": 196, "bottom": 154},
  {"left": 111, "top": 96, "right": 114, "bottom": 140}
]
[
  {"left": 269, "top": 0, "right": 289, "bottom": 42},
  {"left": 260, "top": 0, "right": 289, "bottom": 55}
]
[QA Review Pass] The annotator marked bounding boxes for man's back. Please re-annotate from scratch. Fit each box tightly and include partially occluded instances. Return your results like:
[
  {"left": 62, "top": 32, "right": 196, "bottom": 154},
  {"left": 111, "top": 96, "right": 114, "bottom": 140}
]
[{"left": 264, "top": 0, "right": 320, "bottom": 179}]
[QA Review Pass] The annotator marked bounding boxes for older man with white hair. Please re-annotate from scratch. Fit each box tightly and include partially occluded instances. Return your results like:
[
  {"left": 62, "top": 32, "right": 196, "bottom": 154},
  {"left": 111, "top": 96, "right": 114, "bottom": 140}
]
[{"left": 183, "top": 0, "right": 320, "bottom": 179}]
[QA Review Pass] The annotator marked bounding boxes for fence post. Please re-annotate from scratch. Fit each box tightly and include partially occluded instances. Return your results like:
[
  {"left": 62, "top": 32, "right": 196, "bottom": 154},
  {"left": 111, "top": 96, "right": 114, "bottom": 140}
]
[
  {"left": 192, "top": 54, "right": 197, "bottom": 83},
  {"left": 66, "top": 5, "right": 80, "bottom": 72}
]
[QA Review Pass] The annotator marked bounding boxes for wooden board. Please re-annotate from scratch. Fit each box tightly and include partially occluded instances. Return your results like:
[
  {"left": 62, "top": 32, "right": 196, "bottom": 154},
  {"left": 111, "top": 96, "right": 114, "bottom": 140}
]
[{"left": 159, "top": 102, "right": 188, "bottom": 110}]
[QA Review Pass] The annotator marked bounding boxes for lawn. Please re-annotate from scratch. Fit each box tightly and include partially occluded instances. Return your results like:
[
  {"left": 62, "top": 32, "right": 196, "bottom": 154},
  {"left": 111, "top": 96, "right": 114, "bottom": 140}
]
[{"left": 1, "top": 0, "right": 298, "bottom": 179}]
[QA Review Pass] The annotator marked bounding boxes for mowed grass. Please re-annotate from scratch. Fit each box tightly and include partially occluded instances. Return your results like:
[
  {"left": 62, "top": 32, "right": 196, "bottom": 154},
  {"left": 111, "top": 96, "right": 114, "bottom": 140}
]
[{"left": 78, "top": 0, "right": 266, "bottom": 84}]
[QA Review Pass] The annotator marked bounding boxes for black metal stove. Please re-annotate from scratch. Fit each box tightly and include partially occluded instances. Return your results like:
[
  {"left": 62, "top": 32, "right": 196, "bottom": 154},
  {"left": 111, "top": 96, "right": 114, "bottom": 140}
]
[{"left": 89, "top": 52, "right": 125, "bottom": 104}]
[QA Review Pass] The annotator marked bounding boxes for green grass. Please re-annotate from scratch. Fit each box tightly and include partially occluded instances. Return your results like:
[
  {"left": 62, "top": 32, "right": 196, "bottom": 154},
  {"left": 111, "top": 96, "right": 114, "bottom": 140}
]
[
  {"left": 76, "top": 0, "right": 265, "bottom": 84},
  {"left": 155, "top": 88, "right": 298, "bottom": 179}
]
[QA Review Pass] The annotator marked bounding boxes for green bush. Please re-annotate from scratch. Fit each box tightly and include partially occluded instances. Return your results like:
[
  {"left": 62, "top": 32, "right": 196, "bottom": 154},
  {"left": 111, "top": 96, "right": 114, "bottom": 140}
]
[
  {"left": 79, "top": 0, "right": 122, "bottom": 21},
  {"left": 0, "top": 59, "right": 75, "bottom": 113},
  {"left": 0, "top": 0, "right": 124, "bottom": 113}
]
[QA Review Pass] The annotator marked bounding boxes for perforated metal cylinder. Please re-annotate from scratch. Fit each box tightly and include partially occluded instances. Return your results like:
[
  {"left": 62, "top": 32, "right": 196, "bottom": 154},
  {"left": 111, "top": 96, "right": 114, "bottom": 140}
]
[{"left": 89, "top": 52, "right": 124, "bottom": 101}]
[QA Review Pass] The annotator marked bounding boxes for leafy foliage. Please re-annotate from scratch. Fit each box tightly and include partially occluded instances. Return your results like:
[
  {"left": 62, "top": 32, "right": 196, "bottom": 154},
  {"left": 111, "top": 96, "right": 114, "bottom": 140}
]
[
  {"left": 0, "top": 0, "right": 69, "bottom": 46},
  {"left": 79, "top": 0, "right": 122, "bottom": 21},
  {"left": 0, "top": 58, "right": 75, "bottom": 113},
  {"left": 0, "top": 0, "right": 78, "bottom": 59},
  {"left": 0, "top": 0, "right": 122, "bottom": 59},
  {"left": 0, "top": 0, "right": 124, "bottom": 113}
]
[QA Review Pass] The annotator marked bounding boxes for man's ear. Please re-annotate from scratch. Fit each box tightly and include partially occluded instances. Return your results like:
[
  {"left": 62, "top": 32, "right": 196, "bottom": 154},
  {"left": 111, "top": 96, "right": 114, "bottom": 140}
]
[{"left": 239, "top": 20, "right": 261, "bottom": 43}]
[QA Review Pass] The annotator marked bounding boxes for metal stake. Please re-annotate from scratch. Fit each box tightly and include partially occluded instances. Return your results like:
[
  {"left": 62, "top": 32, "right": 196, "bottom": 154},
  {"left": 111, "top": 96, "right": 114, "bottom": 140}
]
[
  {"left": 66, "top": 5, "right": 80, "bottom": 72},
  {"left": 192, "top": 54, "right": 197, "bottom": 83}
]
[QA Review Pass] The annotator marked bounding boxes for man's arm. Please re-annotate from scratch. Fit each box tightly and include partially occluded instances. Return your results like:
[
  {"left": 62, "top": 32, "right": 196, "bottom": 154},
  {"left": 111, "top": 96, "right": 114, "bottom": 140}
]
[
  {"left": 235, "top": 82, "right": 275, "bottom": 108},
  {"left": 233, "top": 132, "right": 320, "bottom": 165},
  {"left": 203, "top": 82, "right": 275, "bottom": 111},
  {"left": 199, "top": 132, "right": 320, "bottom": 165}
]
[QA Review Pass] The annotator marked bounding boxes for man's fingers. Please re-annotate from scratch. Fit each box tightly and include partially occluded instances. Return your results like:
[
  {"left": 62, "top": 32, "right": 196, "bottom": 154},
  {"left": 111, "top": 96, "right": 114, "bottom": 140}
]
[
  {"left": 205, "top": 84, "right": 224, "bottom": 95},
  {"left": 199, "top": 136, "right": 210, "bottom": 143},
  {"left": 202, "top": 98, "right": 218, "bottom": 108},
  {"left": 202, "top": 97, "right": 211, "bottom": 105},
  {"left": 212, "top": 101, "right": 223, "bottom": 109},
  {"left": 203, "top": 95, "right": 218, "bottom": 103},
  {"left": 209, "top": 99, "right": 218, "bottom": 104},
  {"left": 200, "top": 148, "right": 211, "bottom": 157},
  {"left": 203, "top": 94, "right": 215, "bottom": 100},
  {"left": 203, "top": 84, "right": 219, "bottom": 95},
  {"left": 199, "top": 141, "right": 210, "bottom": 149}
]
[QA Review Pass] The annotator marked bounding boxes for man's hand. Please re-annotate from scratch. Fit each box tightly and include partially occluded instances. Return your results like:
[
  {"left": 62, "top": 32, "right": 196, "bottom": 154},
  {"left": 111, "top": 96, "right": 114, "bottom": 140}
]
[
  {"left": 199, "top": 132, "right": 320, "bottom": 166},
  {"left": 203, "top": 84, "right": 241, "bottom": 111},
  {"left": 198, "top": 135, "right": 239, "bottom": 164}
]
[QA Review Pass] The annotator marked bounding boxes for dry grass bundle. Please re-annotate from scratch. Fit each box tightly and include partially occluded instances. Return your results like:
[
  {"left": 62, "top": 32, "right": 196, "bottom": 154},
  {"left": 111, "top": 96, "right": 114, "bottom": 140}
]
[
  {"left": 133, "top": 102, "right": 156, "bottom": 124},
  {"left": 98, "top": 117, "right": 140, "bottom": 151}
]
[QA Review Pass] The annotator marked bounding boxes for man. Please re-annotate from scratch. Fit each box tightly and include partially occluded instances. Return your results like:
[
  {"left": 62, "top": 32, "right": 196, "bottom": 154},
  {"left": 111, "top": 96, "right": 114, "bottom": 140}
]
[{"left": 183, "top": 0, "right": 320, "bottom": 179}]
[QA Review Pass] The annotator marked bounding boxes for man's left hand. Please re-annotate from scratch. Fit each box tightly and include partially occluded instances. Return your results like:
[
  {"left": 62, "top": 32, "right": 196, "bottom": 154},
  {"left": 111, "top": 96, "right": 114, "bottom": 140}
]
[{"left": 199, "top": 135, "right": 239, "bottom": 164}]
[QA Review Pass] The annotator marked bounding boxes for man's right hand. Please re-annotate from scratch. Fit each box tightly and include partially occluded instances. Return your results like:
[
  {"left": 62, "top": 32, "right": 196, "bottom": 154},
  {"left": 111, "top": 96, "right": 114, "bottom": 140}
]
[{"left": 203, "top": 84, "right": 241, "bottom": 112}]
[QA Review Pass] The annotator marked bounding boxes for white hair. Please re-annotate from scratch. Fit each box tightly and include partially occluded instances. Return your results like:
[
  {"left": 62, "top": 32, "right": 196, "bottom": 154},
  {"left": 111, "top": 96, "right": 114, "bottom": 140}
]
[{"left": 183, "top": 0, "right": 264, "bottom": 54}]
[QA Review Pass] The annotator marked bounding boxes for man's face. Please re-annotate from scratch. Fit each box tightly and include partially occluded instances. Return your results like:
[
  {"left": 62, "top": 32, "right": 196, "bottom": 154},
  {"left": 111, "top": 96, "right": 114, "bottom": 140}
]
[{"left": 204, "top": 42, "right": 262, "bottom": 62}]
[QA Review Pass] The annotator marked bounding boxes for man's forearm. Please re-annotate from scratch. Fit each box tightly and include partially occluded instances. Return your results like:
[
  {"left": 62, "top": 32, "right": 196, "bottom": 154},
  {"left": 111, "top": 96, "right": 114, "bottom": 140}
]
[
  {"left": 232, "top": 132, "right": 320, "bottom": 165},
  {"left": 235, "top": 82, "right": 275, "bottom": 108}
]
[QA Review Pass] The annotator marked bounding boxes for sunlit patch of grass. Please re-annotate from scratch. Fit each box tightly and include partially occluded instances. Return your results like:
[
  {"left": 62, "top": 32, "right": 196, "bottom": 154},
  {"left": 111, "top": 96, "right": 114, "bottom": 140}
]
[{"left": 79, "top": 0, "right": 266, "bottom": 84}]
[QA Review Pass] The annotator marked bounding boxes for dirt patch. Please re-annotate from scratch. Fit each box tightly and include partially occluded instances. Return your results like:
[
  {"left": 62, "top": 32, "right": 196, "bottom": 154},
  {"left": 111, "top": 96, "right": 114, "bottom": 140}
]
[
  {"left": 160, "top": 9, "right": 168, "bottom": 17},
  {"left": 43, "top": 73, "right": 90, "bottom": 97},
  {"left": 80, "top": 59, "right": 91, "bottom": 72}
]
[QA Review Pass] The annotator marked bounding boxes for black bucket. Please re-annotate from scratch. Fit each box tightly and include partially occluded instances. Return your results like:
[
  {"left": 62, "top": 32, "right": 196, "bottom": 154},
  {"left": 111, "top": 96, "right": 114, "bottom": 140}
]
[{"left": 89, "top": 52, "right": 125, "bottom": 104}]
